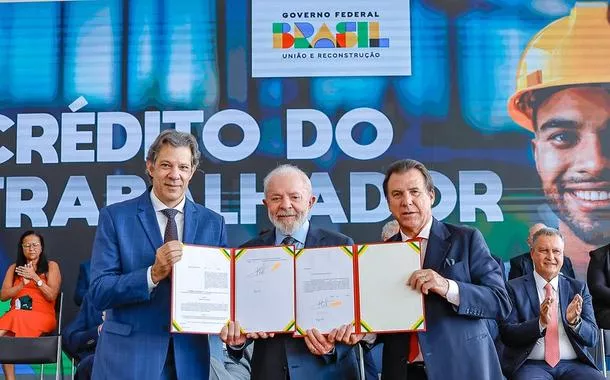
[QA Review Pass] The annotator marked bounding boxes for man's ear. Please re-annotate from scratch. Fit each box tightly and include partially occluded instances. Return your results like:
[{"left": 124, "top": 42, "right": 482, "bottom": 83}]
[
  {"left": 145, "top": 160, "right": 153, "bottom": 177},
  {"left": 308, "top": 195, "right": 317, "bottom": 209}
]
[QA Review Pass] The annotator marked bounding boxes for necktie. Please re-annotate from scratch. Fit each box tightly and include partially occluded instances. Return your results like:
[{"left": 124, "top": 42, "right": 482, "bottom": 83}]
[
  {"left": 161, "top": 208, "right": 179, "bottom": 243},
  {"left": 281, "top": 236, "right": 297, "bottom": 246},
  {"left": 544, "top": 282, "right": 560, "bottom": 367}
]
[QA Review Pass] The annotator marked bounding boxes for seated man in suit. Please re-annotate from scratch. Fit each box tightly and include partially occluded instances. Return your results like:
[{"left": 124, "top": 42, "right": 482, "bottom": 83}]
[
  {"left": 63, "top": 293, "right": 104, "bottom": 380},
  {"left": 221, "top": 164, "right": 362, "bottom": 380},
  {"left": 500, "top": 227, "right": 603, "bottom": 379},
  {"left": 73, "top": 259, "right": 91, "bottom": 307},
  {"left": 509, "top": 223, "right": 575, "bottom": 280},
  {"left": 587, "top": 242, "right": 610, "bottom": 329}
]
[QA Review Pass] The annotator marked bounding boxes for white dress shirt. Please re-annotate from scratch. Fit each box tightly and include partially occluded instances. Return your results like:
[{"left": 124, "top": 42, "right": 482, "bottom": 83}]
[
  {"left": 527, "top": 271, "right": 579, "bottom": 361},
  {"left": 146, "top": 190, "right": 186, "bottom": 291}
]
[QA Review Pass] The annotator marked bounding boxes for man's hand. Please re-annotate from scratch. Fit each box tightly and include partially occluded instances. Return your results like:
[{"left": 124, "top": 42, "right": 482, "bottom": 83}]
[
  {"left": 220, "top": 321, "right": 247, "bottom": 346},
  {"left": 328, "top": 324, "right": 364, "bottom": 345},
  {"left": 407, "top": 269, "right": 449, "bottom": 296},
  {"left": 566, "top": 294, "right": 583, "bottom": 325},
  {"left": 304, "top": 328, "right": 334, "bottom": 356},
  {"left": 539, "top": 297, "right": 553, "bottom": 329},
  {"left": 151, "top": 241, "right": 182, "bottom": 283}
]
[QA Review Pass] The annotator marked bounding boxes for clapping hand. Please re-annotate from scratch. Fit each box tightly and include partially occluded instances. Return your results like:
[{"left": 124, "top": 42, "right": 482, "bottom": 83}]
[
  {"left": 566, "top": 294, "right": 583, "bottom": 325},
  {"left": 15, "top": 263, "right": 37, "bottom": 284}
]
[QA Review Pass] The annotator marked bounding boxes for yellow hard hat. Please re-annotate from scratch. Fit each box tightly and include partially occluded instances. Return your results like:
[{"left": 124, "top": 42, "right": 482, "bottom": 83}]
[{"left": 508, "top": 2, "right": 610, "bottom": 131}]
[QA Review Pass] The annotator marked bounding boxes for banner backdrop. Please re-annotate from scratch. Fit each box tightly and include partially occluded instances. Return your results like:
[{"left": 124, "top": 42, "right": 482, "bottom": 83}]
[{"left": 1, "top": 0, "right": 609, "bottom": 322}]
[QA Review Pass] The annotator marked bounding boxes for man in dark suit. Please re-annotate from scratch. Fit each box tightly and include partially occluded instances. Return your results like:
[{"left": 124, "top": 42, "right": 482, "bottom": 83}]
[
  {"left": 63, "top": 293, "right": 103, "bottom": 380},
  {"left": 379, "top": 159, "right": 511, "bottom": 380},
  {"left": 89, "top": 130, "right": 227, "bottom": 379},
  {"left": 509, "top": 223, "right": 576, "bottom": 280},
  {"left": 500, "top": 227, "right": 603, "bottom": 379},
  {"left": 587, "top": 242, "right": 610, "bottom": 329},
  {"left": 221, "top": 164, "right": 362, "bottom": 379},
  {"left": 73, "top": 259, "right": 90, "bottom": 306}
]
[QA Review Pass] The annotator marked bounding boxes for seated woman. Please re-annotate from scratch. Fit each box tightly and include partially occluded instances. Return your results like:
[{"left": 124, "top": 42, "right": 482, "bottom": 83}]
[{"left": 0, "top": 230, "right": 62, "bottom": 380}]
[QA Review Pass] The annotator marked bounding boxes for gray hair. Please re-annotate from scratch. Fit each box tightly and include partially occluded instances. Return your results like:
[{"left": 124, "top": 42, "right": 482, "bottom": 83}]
[
  {"left": 145, "top": 130, "right": 201, "bottom": 180},
  {"left": 263, "top": 164, "right": 312, "bottom": 197},
  {"left": 531, "top": 227, "right": 564, "bottom": 245},
  {"left": 381, "top": 219, "right": 400, "bottom": 241}
]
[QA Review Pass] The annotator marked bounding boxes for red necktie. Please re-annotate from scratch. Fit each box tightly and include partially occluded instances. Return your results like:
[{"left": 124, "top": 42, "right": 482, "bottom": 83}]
[{"left": 544, "top": 282, "right": 560, "bottom": 367}]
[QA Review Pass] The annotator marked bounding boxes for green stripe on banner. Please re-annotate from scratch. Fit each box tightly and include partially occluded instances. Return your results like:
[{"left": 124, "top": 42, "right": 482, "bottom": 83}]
[
  {"left": 172, "top": 320, "right": 183, "bottom": 332},
  {"left": 408, "top": 241, "right": 420, "bottom": 254},
  {"left": 360, "top": 320, "right": 373, "bottom": 333},
  {"left": 234, "top": 248, "right": 247, "bottom": 261}
]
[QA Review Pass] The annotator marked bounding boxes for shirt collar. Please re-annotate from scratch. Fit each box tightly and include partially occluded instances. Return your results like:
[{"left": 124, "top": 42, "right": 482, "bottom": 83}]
[
  {"left": 275, "top": 219, "right": 310, "bottom": 246},
  {"left": 533, "top": 270, "right": 559, "bottom": 293},
  {"left": 400, "top": 217, "right": 433, "bottom": 242},
  {"left": 150, "top": 189, "right": 186, "bottom": 214}
]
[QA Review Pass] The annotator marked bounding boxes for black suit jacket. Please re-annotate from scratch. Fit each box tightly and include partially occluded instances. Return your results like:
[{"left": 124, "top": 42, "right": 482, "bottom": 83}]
[
  {"left": 508, "top": 252, "right": 575, "bottom": 280},
  {"left": 587, "top": 243, "right": 610, "bottom": 329},
  {"left": 229, "top": 226, "right": 361, "bottom": 380},
  {"left": 500, "top": 273, "right": 598, "bottom": 375}
]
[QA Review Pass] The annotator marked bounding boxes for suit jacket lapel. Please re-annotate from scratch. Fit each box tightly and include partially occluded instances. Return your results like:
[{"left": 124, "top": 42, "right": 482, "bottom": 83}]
[
  {"left": 524, "top": 274, "right": 540, "bottom": 316},
  {"left": 558, "top": 275, "right": 570, "bottom": 325},
  {"left": 423, "top": 218, "right": 451, "bottom": 271},
  {"left": 260, "top": 229, "right": 276, "bottom": 246},
  {"left": 183, "top": 198, "right": 199, "bottom": 244},
  {"left": 137, "top": 191, "right": 163, "bottom": 249},
  {"left": 304, "top": 227, "right": 322, "bottom": 248}
]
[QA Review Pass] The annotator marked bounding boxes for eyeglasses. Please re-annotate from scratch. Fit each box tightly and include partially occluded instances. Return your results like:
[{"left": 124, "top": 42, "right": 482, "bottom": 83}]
[{"left": 22, "top": 243, "right": 41, "bottom": 249}]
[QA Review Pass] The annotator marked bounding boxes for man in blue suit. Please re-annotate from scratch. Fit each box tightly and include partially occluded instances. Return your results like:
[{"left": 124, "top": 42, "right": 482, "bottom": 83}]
[
  {"left": 221, "top": 164, "right": 362, "bottom": 379},
  {"left": 509, "top": 223, "right": 576, "bottom": 280},
  {"left": 379, "top": 159, "right": 511, "bottom": 380},
  {"left": 89, "top": 130, "right": 227, "bottom": 380},
  {"left": 500, "top": 227, "right": 603, "bottom": 379},
  {"left": 63, "top": 293, "right": 103, "bottom": 380}
]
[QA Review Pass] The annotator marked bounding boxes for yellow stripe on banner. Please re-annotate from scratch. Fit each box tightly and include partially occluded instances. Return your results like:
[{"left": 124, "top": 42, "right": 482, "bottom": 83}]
[
  {"left": 407, "top": 241, "right": 421, "bottom": 254},
  {"left": 234, "top": 248, "right": 247, "bottom": 261},
  {"left": 360, "top": 320, "right": 373, "bottom": 333},
  {"left": 357, "top": 245, "right": 368, "bottom": 256},
  {"left": 282, "top": 246, "right": 296, "bottom": 256},
  {"left": 410, "top": 316, "right": 424, "bottom": 330},
  {"left": 283, "top": 320, "right": 296, "bottom": 332},
  {"left": 341, "top": 246, "right": 353, "bottom": 257},
  {"left": 220, "top": 248, "right": 232, "bottom": 260},
  {"left": 294, "top": 248, "right": 305, "bottom": 258},
  {"left": 172, "top": 320, "right": 182, "bottom": 332}
]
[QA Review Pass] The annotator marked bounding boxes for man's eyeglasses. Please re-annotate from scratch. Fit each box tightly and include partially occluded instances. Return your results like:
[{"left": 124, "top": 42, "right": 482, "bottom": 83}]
[{"left": 22, "top": 243, "right": 41, "bottom": 249}]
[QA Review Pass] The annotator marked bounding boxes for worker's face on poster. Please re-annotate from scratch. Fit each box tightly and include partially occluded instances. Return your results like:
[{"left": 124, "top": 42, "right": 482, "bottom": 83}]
[{"left": 532, "top": 85, "right": 610, "bottom": 245}]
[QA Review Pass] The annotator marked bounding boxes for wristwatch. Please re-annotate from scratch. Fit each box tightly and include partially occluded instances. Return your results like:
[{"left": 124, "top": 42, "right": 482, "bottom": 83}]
[{"left": 36, "top": 279, "right": 43, "bottom": 287}]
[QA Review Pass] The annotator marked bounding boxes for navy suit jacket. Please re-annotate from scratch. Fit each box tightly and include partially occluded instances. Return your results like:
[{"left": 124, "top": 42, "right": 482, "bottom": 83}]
[
  {"left": 587, "top": 243, "right": 610, "bottom": 328},
  {"left": 229, "top": 226, "right": 362, "bottom": 380},
  {"left": 63, "top": 293, "right": 103, "bottom": 362},
  {"left": 500, "top": 273, "right": 598, "bottom": 375},
  {"left": 89, "top": 190, "right": 227, "bottom": 380},
  {"left": 509, "top": 252, "right": 575, "bottom": 280},
  {"left": 73, "top": 259, "right": 91, "bottom": 306},
  {"left": 381, "top": 219, "right": 511, "bottom": 380}
]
